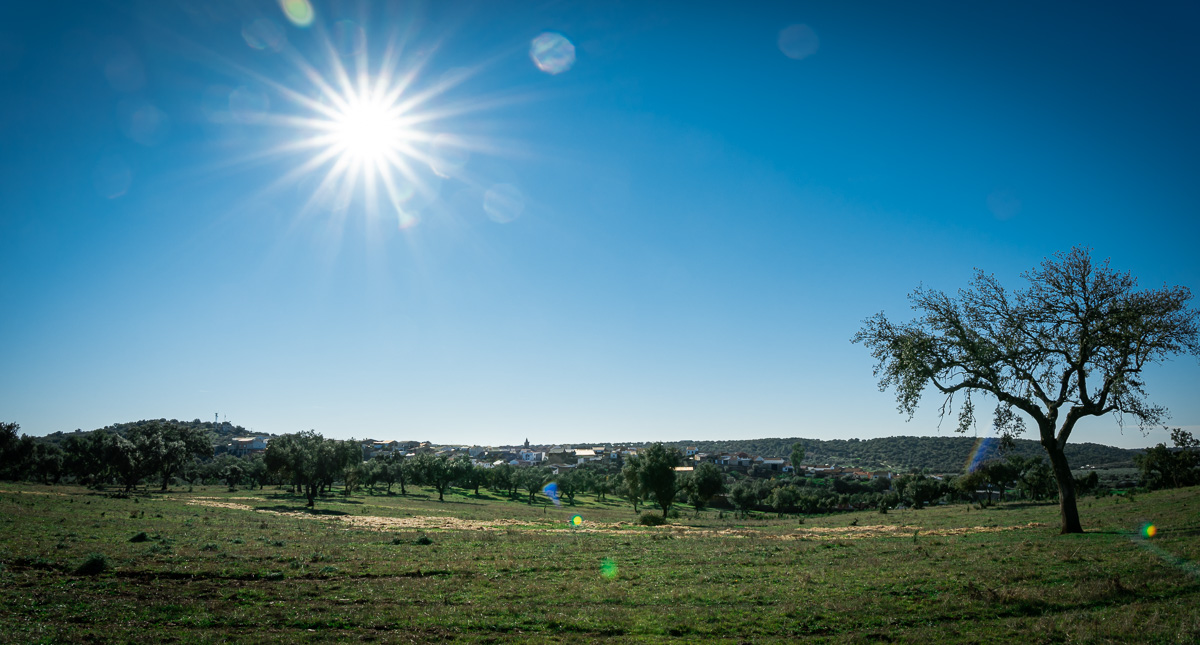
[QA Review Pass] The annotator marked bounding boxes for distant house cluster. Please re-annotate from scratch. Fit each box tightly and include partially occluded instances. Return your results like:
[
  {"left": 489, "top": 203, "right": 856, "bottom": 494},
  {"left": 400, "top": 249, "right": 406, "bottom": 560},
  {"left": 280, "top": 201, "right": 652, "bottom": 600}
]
[
  {"left": 226, "top": 436, "right": 269, "bottom": 457},
  {"left": 222, "top": 433, "right": 896, "bottom": 480}
]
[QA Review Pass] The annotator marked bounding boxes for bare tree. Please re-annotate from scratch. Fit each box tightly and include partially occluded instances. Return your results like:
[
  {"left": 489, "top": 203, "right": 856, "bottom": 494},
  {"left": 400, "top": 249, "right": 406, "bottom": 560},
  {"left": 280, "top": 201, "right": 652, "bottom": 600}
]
[{"left": 853, "top": 247, "right": 1199, "bottom": 533}]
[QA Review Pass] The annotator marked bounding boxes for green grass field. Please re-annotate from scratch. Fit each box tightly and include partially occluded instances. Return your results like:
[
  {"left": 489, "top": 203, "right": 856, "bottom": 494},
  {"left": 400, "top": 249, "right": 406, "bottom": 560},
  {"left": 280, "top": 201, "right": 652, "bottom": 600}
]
[{"left": 1, "top": 483, "right": 1197, "bottom": 643}]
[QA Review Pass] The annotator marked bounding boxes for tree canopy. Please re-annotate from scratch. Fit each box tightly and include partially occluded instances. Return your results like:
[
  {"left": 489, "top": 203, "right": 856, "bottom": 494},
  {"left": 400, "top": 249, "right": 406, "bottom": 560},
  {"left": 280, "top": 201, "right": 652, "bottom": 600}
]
[{"left": 854, "top": 247, "right": 1199, "bottom": 533}]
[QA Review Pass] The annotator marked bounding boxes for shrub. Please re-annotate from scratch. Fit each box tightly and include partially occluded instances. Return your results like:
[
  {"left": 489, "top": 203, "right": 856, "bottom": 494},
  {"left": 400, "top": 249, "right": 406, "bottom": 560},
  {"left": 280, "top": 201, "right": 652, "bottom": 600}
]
[
  {"left": 415, "top": 535, "right": 434, "bottom": 545},
  {"left": 129, "top": 532, "right": 149, "bottom": 543},
  {"left": 638, "top": 513, "right": 666, "bottom": 527},
  {"left": 74, "top": 553, "right": 110, "bottom": 575}
]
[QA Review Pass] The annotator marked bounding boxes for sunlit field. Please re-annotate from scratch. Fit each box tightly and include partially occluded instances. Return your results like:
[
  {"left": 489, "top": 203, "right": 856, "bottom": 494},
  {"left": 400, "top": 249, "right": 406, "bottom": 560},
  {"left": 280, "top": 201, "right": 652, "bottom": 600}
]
[{"left": 1, "top": 483, "right": 1196, "bottom": 643}]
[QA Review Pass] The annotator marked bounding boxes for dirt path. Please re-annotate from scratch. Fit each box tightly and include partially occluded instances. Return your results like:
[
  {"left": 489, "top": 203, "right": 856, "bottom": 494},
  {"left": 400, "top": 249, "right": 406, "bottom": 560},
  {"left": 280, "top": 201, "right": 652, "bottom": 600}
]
[{"left": 181, "top": 498, "right": 1046, "bottom": 539}]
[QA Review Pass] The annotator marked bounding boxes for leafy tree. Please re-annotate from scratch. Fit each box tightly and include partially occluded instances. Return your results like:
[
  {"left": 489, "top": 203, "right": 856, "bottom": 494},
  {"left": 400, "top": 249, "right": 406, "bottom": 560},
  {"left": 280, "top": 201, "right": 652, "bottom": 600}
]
[
  {"left": 894, "top": 473, "right": 943, "bottom": 509},
  {"left": 222, "top": 462, "right": 244, "bottom": 489},
  {"left": 460, "top": 464, "right": 489, "bottom": 496},
  {"left": 410, "top": 453, "right": 465, "bottom": 502},
  {"left": 263, "top": 431, "right": 358, "bottom": 507},
  {"left": 638, "top": 443, "right": 681, "bottom": 519},
  {"left": 129, "top": 420, "right": 212, "bottom": 491},
  {"left": 369, "top": 453, "right": 411, "bottom": 494},
  {"left": 31, "top": 442, "right": 64, "bottom": 484},
  {"left": 767, "top": 484, "right": 800, "bottom": 513},
  {"left": 621, "top": 455, "right": 643, "bottom": 513},
  {"left": 1136, "top": 428, "right": 1200, "bottom": 489},
  {"left": 488, "top": 463, "right": 518, "bottom": 499},
  {"left": 729, "top": 479, "right": 759, "bottom": 517},
  {"left": 517, "top": 467, "right": 547, "bottom": 505},
  {"left": 681, "top": 462, "right": 725, "bottom": 516},
  {"left": 105, "top": 433, "right": 147, "bottom": 492},
  {"left": 1011, "top": 455, "right": 1056, "bottom": 500},
  {"left": 853, "top": 247, "right": 1199, "bottom": 533},
  {"left": 790, "top": 442, "right": 806, "bottom": 475},
  {"left": 555, "top": 470, "right": 581, "bottom": 505}
]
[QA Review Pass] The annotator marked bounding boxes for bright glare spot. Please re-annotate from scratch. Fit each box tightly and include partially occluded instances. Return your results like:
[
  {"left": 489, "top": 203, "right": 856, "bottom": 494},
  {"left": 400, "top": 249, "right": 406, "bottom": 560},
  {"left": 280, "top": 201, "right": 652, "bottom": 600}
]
[
  {"left": 570, "top": 514, "right": 583, "bottom": 527},
  {"left": 279, "top": 0, "right": 314, "bottom": 27},
  {"left": 778, "top": 24, "right": 819, "bottom": 60},
  {"left": 600, "top": 558, "right": 618, "bottom": 579},
  {"left": 332, "top": 98, "right": 407, "bottom": 164},
  {"left": 1143, "top": 523, "right": 1157, "bottom": 538},
  {"left": 530, "top": 32, "right": 575, "bottom": 74}
]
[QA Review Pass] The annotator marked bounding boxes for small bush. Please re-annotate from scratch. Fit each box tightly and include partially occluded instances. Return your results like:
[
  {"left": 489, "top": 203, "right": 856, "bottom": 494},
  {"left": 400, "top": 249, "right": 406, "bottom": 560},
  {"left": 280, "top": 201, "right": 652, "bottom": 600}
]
[
  {"left": 415, "top": 535, "right": 434, "bottom": 545},
  {"left": 74, "top": 553, "right": 110, "bottom": 575},
  {"left": 129, "top": 532, "right": 149, "bottom": 543},
  {"left": 200, "top": 543, "right": 219, "bottom": 552},
  {"left": 638, "top": 513, "right": 667, "bottom": 527}
]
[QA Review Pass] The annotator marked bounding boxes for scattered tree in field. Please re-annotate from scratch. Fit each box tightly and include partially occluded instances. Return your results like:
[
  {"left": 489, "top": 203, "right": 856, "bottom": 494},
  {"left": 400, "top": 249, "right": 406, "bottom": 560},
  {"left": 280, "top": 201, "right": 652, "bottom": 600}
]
[
  {"left": 729, "top": 479, "right": 760, "bottom": 517},
  {"left": 518, "top": 467, "right": 547, "bottom": 505},
  {"left": 1136, "top": 428, "right": 1200, "bottom": 490},
  {"left": 263, "top": 431, "right": 359, "bottom": 507},
  {"left": 638, "top": 443, "right": 681, "bottom": 519},
  {"left": 460, "top": 464, "right": 489, "bottom": 496},
  {"left": 129, "top": 420, "right": 213, "bottom": 491},
  {"left": 555, "top": 470, "right": 581, "bottom": 505},
  {"left": 621, "top": 455, "right": 644, "bottom": 513},
  {"left": 854, "top": 247, "right": 1199, "bottom": 533},
  {"left": 410, "top": 453, "right": 465, "bottom": 502},
  {"left": 681, "top": 462, "right": 725, "bottom": 516},
  {"left": 488, "top": 463, "right": 519, "bottom": 499}
]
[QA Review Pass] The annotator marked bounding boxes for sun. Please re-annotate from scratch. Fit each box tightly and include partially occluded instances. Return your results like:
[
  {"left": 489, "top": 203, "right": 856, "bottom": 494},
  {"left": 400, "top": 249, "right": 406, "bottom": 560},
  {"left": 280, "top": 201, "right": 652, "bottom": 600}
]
[{"left": 328, "top": 93, "right": 410, "bottom": 165}]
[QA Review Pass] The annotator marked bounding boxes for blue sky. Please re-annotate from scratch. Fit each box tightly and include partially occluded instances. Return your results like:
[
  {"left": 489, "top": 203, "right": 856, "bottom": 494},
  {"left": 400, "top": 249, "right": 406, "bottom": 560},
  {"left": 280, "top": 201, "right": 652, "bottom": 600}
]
[{"left": 2, "top": 1, "right": 1197, "bottom": 449}]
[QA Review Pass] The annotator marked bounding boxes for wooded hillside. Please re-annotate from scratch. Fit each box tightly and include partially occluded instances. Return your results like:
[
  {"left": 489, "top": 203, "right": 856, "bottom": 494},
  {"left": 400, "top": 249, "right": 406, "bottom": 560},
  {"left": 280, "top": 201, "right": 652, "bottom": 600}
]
[{"left": 635, "top": 436, "right": 1138, "bottom": 474}]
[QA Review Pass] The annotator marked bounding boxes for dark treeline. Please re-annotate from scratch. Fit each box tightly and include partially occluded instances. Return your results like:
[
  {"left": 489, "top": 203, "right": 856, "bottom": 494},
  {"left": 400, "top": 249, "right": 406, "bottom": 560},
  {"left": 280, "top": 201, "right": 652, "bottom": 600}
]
[
  {"left": 5, "top": 422, "right": 1194, "bottom": 518},
  {"left": 623, "top": 436, "right": 1139, "bottom": 473}
]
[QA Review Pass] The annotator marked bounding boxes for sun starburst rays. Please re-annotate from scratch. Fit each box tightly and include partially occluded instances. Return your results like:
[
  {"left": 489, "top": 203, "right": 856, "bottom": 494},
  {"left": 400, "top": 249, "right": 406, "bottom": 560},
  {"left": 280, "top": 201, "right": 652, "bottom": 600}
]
[{"left": 248, "top": 30, "right": 480, "bottom": 233}]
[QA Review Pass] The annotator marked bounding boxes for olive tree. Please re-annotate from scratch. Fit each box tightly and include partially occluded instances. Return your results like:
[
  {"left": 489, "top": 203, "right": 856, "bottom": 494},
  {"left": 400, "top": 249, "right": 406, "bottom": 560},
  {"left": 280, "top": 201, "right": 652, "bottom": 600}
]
[
  {"left": 638, "top": 443, "right": 681, "bottom": 519},
  {"left": 853, "top": 247, "right": 1199, "bottom": 533}
]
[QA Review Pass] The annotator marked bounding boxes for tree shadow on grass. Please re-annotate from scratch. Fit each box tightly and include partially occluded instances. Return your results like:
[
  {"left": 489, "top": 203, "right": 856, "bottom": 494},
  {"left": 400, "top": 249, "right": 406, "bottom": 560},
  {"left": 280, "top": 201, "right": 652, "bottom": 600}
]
[
  {"left": 988, "top": 501, "right": 1059, "bottom": 510},
  {"left": 256, "top": 505, "right": 349, "bottom": 516}
]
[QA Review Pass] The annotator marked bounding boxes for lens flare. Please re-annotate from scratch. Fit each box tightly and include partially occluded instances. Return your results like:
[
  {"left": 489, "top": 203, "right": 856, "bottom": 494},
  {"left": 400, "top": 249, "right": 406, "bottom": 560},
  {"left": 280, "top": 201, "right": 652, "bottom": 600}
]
[
  {"left": 778, "top": 24, "right": 819, "bottom": 60},
  {"left": 542, "top": 482, "right": 561, "bottom": 507},
  {"left": 964, "top": 437, "right": 1000, "bottom": 473},
  {"left": 484, "top": 183, "right": 525, "bottom": 223},
  {"left": 530, "top": 32, "right": 575, "bottom": 75},
  {"left": 569, "top": 514, "right": 583, "bottom": 527},
  {"left": 600, "top": 558, "right": 618, "bottom": 579},
  {"left": 243, "top": 19, "right": 286, "bottom": 52},
  {"left": 1142, "top": 523, "right": 1157, "bottom": 539},
  {"left": 279, "top": 0, "right": 314, "bottom": 27}
]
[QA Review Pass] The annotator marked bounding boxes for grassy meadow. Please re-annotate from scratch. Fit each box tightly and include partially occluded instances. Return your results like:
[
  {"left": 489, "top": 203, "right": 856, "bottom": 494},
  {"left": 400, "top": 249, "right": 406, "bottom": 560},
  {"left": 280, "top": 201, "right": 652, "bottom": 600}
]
[{"left": 0, "top": 483, "right": 1197, "bottom": 643}]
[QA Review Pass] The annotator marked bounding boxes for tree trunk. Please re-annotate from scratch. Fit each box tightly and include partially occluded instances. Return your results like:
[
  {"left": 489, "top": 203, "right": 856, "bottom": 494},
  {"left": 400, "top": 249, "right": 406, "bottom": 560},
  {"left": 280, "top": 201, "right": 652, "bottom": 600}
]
[{"left": 1043, "top": 441, "right": 1083, "bottom": 534}]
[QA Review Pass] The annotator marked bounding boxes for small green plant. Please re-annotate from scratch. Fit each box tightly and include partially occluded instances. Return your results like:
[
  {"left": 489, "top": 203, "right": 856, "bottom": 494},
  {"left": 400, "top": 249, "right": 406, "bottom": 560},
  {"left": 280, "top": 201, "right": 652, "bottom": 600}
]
[
  {"left": 230, "top": 537, "right": 244, "bottom": 544},
  {"left": 129, "top": 532, "right": 149, "bottom": 543},
  {"left": 200, "top": 543, "right": 219, "bottom": 552},
  {"left": 415, "top": 535, "right": 434, "bottom": 545},
  {"left": 638, "top": 513, "right": 666, "bottom": 527},
  {"left": 74, "top": 553, "right": 109, "bottom": 575}
]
